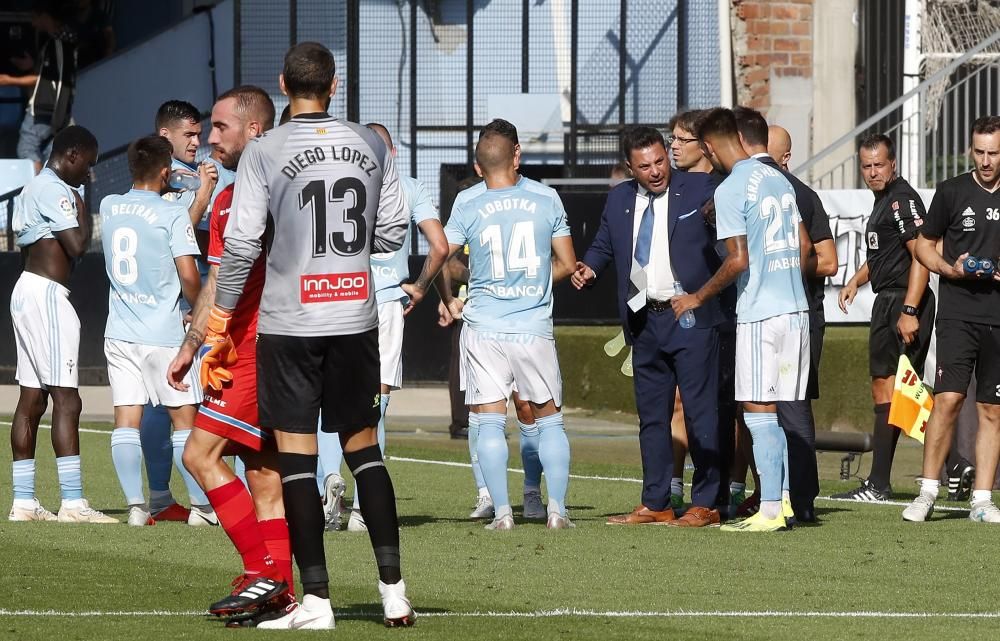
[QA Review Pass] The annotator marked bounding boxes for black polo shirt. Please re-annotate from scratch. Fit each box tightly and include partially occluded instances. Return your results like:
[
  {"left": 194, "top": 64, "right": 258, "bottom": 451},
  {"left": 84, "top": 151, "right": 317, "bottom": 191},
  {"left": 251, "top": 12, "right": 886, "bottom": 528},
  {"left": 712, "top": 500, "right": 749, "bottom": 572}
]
[
  {"left": 865, "top": 177, "right": 924, "bottom": 293},
  {"left": 921, "top": 172, "right": 1000, "bottom": 325}
]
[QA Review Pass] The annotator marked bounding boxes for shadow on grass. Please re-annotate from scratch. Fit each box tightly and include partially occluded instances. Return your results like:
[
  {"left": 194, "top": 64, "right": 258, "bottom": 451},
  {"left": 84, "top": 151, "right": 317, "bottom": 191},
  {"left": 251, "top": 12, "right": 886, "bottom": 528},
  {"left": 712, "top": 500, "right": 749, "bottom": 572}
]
[{"left": 335, "top": 604, "right": 451, "bottom": 624}]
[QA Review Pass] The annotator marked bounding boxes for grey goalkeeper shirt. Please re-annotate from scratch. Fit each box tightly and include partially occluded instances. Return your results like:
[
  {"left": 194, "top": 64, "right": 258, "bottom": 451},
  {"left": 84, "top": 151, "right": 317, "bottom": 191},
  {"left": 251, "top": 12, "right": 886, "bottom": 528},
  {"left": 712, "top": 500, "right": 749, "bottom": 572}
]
[{"left": 216, "top": 113, "right": 408, "bottom": 336}]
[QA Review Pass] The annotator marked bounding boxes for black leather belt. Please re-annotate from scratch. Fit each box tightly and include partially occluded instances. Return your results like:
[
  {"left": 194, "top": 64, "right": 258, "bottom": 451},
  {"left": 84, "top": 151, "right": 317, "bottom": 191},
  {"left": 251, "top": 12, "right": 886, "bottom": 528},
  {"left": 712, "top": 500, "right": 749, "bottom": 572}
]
[{"left": 646, "top": 298, "right": 671, "bottom": 313}]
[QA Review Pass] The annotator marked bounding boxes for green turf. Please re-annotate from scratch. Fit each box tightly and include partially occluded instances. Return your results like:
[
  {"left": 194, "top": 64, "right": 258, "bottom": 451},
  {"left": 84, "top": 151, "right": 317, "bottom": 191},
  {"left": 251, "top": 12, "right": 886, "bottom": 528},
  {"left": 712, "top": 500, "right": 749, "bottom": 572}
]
[{"left": 0, "top": 420, "right": 994, "bottom": 641}]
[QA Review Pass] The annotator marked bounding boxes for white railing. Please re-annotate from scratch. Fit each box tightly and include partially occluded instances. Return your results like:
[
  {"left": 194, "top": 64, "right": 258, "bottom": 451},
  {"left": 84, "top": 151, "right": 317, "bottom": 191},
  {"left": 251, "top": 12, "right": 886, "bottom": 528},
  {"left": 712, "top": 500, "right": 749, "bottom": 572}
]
[{"left": 794, "top": 30, "right": 1000, "bottom": 190}]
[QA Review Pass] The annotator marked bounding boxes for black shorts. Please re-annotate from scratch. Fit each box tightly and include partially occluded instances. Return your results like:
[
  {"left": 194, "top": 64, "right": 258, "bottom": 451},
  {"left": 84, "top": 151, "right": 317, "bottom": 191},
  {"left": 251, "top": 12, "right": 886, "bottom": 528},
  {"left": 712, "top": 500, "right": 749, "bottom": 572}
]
[
  {"left": 807, "top": 323, "right": 824, "bottom": 400},
  {"left": 869, "top": 289, "right": 935, "bottom": 378},
  {"left": 934, "top": 320, "right": 1000, "bottom": 404},
  {"left": 256, "top": 329, "right": 382, "bottom": 433}
]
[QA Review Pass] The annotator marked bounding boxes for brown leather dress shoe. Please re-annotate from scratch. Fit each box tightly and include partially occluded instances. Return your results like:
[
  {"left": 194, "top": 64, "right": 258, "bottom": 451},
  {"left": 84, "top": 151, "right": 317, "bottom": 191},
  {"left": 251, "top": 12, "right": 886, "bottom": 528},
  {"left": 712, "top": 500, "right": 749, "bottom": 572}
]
[
  {"left": 665, "top": 506, "right": 721, "bottom": 527},
  {"left": 606, "top": 505, "right": 676, "bottom": 525}
]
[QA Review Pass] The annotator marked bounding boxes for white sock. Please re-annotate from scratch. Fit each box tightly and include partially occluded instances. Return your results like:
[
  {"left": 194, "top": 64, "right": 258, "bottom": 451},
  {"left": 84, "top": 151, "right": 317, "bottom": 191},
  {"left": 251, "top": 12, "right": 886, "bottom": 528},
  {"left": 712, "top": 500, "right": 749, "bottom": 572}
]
[
  {"left": 972, "top": 489, "right": 992, "bottom": 505},
  {"left": 60, "top": 498, "right": 86, "bottom": 509},
  {"left": 494, "top": 504, "right": 513, "bottom": 520},
  {"left": 920, "top": 478, "right": 940, "bottom": 497},
  {"left": 781, "top": 490, "right": 790, "bottom": 502},
  {"left": 478, "top": 486, "right": 491, "bottom": 499},
  {"left": 759, "top": 500, "right": 782, "bottom": 519}
]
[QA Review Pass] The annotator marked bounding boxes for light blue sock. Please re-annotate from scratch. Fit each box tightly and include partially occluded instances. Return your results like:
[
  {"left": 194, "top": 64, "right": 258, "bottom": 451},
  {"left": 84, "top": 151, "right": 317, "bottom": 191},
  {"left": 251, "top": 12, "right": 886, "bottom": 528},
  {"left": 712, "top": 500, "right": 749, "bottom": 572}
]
[
  {"left": 55, "top": 455, "right": 83, "bottom": 501},
  {"left": 12, "top": 459, "right": 35, "bottom": 501},
  {"left": 171, "top": 429, "right": 208, "bottom": 506},
  {"left": 742, "top": 413, "right": 787, "bottom": 504},
  {"left": 316, "top": 425, "right": 345, "bottom": 492},
  {"left": 377, "top": 393, "right": 389, "bottom": 454},
  {"left": 111, "top": 428, "right": 145, "bottom": 506},
  {"left": 233, "top": 456, "right": 248, "bottom": 487},
  {"left": 468, "top": 412, "right": 486, "bottom": 490},
  {"left": 536, "top": 413, "right": 570, "bottom": 516},
  {"left": 139, "top": 403, "right": 173, "bottom": 497},
  {"left": 476, "top": 413, "right": 510, "bottom": 513},
  {"left": 782, "top": 439, "right": 790, "bottom": 494},
  {"left": 518, "top": 420, "right": 542, "bottom": 490}
]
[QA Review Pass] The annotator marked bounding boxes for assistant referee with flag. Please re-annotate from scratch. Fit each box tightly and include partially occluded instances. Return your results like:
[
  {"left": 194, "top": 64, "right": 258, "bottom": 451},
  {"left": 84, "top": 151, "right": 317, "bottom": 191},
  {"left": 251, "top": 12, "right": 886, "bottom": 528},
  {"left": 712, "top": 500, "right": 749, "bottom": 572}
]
[{"left": 835, "top": 134, "right": 934, "bottom": 503}]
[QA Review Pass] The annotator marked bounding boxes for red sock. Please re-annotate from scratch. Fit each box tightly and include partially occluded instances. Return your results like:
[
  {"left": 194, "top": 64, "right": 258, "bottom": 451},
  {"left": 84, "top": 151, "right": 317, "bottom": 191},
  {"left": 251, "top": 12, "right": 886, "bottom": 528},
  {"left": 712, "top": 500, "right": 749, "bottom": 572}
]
[
  {"left": 205, "top": 479, "right": 277, "bottom": 577},
  {"left": 259, "top": 518, "right": 295, "bottom": 596}
]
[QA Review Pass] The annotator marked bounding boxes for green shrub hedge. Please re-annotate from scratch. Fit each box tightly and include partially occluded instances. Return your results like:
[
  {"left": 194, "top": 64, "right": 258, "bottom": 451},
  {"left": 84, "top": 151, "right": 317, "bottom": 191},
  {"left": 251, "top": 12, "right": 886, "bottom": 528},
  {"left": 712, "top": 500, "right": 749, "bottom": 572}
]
[{"left": 556, "top": 325, "right": 873, "bottom": 432}]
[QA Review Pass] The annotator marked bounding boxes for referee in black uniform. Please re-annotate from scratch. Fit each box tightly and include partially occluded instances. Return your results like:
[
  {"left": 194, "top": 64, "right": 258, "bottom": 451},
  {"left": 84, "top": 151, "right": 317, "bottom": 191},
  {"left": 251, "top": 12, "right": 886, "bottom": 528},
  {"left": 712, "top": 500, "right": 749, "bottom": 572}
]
[
  {"left": 733, "top": 108, "right": 838, "bottom": 522},
  {"left": 835, "top": 134, "right": 934, "bottom": 502},
  {"left": 903, "top": 115, "right": 1000, "bottom": 522}
]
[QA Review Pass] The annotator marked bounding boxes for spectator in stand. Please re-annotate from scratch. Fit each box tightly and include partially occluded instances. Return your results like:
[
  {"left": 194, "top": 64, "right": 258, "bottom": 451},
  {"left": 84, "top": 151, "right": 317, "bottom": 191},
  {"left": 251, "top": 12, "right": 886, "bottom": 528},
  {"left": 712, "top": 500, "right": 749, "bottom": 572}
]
[
  {"left": 0, "top": 1, "right": 78, "bottom": 174},
  {"left": 73, "top": 0, "right": 115, "bottom": 69}
]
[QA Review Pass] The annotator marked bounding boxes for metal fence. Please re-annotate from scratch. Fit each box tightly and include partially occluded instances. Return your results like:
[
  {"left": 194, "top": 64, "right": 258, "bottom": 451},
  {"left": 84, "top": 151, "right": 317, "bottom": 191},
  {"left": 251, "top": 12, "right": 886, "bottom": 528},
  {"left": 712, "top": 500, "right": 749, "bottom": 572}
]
[
  {"left": 235, "top": 0, "right": 722, "bottom": 221},
  {"left": 6, "top": 0, "right": 720, "bottom": 254}
]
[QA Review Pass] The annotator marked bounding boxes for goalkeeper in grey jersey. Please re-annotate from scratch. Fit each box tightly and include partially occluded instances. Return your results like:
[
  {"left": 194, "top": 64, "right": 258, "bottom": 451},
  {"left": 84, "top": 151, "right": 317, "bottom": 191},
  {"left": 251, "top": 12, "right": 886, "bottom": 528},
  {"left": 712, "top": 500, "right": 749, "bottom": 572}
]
[{"left": 207, "top": 42, "right": 415, "bottom": 629}]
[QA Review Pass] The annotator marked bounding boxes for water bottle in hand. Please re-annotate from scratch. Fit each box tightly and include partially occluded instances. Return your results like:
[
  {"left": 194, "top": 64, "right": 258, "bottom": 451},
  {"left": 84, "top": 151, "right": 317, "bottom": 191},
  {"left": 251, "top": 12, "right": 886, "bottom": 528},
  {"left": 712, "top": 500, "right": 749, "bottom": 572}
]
[
  {"left": 673, "top": 281, "right": 696, "bottom": 329},
  {"left": 168, "top": 169, "right": 201, "bottom": 192}
]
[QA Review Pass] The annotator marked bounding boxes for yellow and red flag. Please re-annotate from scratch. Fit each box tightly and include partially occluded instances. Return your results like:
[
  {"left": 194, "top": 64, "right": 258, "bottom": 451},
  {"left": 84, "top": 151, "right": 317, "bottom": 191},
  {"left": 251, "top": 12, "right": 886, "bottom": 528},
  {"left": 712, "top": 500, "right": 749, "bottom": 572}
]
[{"left": 888, "top": 355, "right": 933, "bottom": 444}]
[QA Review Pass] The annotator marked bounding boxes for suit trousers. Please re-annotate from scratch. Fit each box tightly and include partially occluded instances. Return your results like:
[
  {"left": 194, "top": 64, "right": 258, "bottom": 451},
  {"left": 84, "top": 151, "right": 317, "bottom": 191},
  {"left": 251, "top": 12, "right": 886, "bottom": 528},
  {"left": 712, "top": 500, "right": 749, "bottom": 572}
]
[{"left": 632, "top": 307, "right": 721, "bottom": 510}]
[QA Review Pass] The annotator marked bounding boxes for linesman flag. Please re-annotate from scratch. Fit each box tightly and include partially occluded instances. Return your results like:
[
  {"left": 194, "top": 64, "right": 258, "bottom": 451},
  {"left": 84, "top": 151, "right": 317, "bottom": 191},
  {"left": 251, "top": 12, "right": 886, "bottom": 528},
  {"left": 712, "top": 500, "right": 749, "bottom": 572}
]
[{"left": 888, "top": 355, "right": 933, "bottom": 444}]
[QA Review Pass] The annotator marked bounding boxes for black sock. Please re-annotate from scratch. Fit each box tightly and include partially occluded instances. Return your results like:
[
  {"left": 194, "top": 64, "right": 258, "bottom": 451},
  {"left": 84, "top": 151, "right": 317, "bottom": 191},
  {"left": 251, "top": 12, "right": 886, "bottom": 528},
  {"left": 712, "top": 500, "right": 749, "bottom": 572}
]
[
  {"left": 278, "top": 452, "right": 329, "bottom": 599},
  {"left": 344, "top": 445, "right": 402, "bottom": 585},
  {"left": 868, "top": 403, "right": 897, "bottom": 490}
]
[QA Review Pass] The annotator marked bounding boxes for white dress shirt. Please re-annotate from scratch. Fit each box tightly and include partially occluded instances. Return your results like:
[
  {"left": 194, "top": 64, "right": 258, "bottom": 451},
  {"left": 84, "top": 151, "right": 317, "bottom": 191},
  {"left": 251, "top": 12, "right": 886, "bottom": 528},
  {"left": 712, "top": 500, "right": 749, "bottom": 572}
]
[{"left": 632, "top": 186, "right": 676, "bottom": 301}]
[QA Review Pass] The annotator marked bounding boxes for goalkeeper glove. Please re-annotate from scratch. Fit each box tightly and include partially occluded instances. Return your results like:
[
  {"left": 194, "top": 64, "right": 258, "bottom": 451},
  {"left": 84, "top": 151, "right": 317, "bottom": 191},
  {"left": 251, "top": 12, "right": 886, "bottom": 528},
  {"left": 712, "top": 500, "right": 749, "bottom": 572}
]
[{"left": 200, "top": 306, "right": 238, "bottom": 391}]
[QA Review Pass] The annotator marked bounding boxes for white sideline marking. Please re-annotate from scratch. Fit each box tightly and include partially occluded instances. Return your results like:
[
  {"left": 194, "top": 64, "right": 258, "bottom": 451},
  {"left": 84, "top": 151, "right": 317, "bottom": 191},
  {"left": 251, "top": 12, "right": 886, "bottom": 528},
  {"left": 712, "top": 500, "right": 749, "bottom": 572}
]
[
  {"left": 0, "top": 420, "right": 109, "bottom": 436},
  {"left": 388, "top": 455, "right": 644, "bottom": 484},
  {"left": 2, "top": 608, "right": 1000, "bottom": 619},
  {"left": 386, "top": 455, "right": 970, "bottom": 512},
  {"left": 0, "top": 422, "right": 971, "bottom": 513}
]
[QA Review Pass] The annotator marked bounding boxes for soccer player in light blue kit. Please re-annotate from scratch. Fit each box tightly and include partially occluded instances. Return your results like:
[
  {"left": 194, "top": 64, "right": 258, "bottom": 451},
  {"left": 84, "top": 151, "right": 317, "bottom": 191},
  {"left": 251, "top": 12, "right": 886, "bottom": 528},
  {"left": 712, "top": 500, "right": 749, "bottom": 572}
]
[
  {"left": 673, "top": 108, "right": 812, "bottom": 532},
  {"left": 443, "top": 122, "right": 579, "bottom": 530},
  {"left": 138, "top": 100, "right": 228, "bottom": 524},
  {"left": 315, "top": 122, "right": 449, "bottom": 532},
  {"left": 100, "top": 135, "right": 208, "bottom": 526},
  {"left": 8, "top": 126, "right": 117, "bottom": 524}
]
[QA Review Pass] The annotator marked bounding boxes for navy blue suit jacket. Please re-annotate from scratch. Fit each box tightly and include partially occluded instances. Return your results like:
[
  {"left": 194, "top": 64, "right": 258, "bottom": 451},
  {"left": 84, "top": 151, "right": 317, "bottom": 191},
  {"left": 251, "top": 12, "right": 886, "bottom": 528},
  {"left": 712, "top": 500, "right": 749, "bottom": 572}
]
[{"left": 582, "top": 172, "right": 732, "bottom": 343}]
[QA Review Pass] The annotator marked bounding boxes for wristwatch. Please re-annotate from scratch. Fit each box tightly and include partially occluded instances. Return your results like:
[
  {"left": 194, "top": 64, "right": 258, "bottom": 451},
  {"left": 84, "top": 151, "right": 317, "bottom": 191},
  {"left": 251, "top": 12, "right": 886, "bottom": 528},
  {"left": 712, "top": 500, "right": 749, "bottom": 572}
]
[{"left": 901, "top": 305, "right": 919, "bottom": 317}]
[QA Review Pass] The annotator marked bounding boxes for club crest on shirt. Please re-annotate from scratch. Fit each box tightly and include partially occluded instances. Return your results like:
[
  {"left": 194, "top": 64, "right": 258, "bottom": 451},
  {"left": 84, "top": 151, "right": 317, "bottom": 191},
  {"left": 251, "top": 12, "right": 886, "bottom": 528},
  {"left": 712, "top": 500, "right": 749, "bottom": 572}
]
[
  {"left": 186, "top": 225, "right": 197, "bottom": 245},
  {"left": 867, "top": 231, "right": 879, "bottom": 250},
  {"left": 58, "top": 196, "right": 74, "bottom": 218}
]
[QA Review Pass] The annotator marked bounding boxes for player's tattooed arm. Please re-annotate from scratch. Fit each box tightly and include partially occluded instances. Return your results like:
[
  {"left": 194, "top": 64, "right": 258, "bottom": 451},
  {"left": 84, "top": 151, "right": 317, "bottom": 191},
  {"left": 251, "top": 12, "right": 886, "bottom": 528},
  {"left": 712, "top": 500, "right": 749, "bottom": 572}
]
[
  {"left": 403, "top": 218, "right": 450, "bottom": 313},
  {"left": 671, "top": 235, "right": 748, "bottom": 318}
]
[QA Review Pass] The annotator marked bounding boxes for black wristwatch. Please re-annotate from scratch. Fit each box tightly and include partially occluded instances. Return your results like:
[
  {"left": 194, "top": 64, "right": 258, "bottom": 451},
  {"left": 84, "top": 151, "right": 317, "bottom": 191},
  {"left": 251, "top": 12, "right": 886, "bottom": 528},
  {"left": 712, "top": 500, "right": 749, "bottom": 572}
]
[{"left": 901, "top": 305, "right": 919, "bottom": 317}]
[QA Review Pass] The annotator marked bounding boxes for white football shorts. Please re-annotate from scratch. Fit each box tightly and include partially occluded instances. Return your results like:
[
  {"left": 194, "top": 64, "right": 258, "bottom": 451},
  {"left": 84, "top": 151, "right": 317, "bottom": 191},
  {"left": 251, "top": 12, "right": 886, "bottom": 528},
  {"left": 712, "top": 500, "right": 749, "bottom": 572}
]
[
  {"left": 11, "top": 271, "right": 80, "bottom": 389},
  {"left": 461, "top": 325, "right": 562, "bottom": 407},
  {"left": 105, "top": 338, "right": 203, "bottom": 407},
  {"left": 735, "top": 311, "right": 810, "bottom": 403},
  {"left": 377, "top": 299, "right": 405, "bottom": 390}
]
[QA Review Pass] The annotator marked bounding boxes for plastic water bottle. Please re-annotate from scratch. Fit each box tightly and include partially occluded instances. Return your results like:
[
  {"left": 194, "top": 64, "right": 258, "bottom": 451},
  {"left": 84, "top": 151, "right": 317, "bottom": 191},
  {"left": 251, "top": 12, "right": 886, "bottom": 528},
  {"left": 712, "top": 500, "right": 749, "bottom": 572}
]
[
  {"left": 168, "top": 169, "right": 201, "bottom": 192},
  {"left": 673, "top": 281, "right": 696, "bottom": 329}
]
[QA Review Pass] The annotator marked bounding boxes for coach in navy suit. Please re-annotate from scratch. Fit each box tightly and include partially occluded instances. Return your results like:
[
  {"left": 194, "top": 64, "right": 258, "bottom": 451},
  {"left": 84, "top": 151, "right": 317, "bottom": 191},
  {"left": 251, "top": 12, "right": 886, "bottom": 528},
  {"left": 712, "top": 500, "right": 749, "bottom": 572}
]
[{"left": 573, "top": 126, "right": 726, "bottom": 527}]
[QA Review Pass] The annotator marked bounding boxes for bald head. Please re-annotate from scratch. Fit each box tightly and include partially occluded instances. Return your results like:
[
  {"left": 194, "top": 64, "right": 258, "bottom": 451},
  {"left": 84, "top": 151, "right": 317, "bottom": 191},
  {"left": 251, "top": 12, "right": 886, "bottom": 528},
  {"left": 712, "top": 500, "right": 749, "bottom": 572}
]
[
  {"left": 366, "top": 122, "right": 394, "bottom": 152},
  {"left": 475, "top": 131, "right": 516, "bottom": 176},
  {"left": 768, "top": 125, "right": 792, "bottom": 170}
]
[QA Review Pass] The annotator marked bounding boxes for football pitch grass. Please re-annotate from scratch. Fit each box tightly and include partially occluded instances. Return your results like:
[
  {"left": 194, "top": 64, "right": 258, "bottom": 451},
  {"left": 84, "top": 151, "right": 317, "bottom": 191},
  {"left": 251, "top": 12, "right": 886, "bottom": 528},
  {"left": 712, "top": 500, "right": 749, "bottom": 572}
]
[{"left": 1, "top": 418, "right": 997, "bottom": 641}]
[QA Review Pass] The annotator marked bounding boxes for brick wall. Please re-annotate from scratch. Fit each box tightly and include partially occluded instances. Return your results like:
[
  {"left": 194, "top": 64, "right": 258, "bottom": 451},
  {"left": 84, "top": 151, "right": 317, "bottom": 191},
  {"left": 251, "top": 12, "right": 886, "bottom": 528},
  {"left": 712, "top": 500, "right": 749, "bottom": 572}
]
[{"left": 731, "top": 0, "right": 814, "bottom": 110}]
